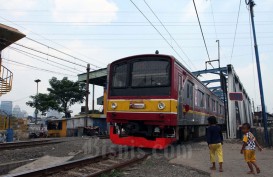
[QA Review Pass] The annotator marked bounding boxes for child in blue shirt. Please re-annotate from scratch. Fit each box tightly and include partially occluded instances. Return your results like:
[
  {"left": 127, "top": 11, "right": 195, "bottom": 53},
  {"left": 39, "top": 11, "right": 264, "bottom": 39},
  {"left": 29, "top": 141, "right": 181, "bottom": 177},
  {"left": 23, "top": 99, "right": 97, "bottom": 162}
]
[{"left": 206, "top": 116, "right": 224, "bottom": 172}]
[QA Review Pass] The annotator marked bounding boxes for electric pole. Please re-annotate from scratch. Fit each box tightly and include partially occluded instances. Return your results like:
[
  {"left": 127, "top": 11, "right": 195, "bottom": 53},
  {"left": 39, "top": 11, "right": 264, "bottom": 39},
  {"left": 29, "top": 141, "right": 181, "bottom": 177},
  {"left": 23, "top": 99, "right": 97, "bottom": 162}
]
[
  {"left": 246, "top": 0, "right": 269, "bottom": 145},
  {"left": 34, "top": 79, "right": 41, "bottom": 124},
  {"left": 85, "top": 64, "right": 90, "bottom": 126}
]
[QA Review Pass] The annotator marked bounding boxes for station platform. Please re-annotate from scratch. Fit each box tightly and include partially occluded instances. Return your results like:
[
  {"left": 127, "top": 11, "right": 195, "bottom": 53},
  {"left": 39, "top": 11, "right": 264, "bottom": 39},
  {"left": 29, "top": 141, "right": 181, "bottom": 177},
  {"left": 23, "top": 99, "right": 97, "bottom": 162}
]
[{"left": 170, "top": 141, "right": 273, "bottom": 177}]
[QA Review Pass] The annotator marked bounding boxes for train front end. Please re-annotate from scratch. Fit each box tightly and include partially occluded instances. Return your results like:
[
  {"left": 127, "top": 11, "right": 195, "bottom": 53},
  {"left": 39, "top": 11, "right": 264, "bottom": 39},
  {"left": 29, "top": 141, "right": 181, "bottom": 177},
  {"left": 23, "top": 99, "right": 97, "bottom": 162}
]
[{"left": 107, "top": 54, "right": 177, "bottom": 149}]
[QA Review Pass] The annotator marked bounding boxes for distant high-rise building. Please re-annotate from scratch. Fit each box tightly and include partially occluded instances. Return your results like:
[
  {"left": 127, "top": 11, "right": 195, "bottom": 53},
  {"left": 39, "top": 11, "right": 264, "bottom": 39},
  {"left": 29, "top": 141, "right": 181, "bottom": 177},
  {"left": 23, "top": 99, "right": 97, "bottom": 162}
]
[
  {"left": 21, "top": 110, "right": 28, "bottom": 118},
  {"left": 47, "top": 109, "right": 63, "bottom": 119},
  {"left": 13, "top": 105, "right": 24, "bottom": 118},
  {"left": 0, "top": 101, "right": 13, "bottom": 115}
]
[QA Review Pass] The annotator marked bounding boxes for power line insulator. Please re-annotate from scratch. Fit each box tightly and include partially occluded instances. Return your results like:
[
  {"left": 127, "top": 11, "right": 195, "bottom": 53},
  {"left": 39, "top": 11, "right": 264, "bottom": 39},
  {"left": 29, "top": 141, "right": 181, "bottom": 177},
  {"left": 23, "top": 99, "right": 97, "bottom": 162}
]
[{"left": 155, "top": 50, "right": 159, "bottom": 54}]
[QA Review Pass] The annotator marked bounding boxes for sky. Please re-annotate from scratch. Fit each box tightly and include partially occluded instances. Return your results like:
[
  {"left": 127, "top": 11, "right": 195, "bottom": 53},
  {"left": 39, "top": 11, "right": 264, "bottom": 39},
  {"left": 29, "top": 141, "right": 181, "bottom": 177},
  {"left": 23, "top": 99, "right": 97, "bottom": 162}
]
[{"left": 0, "top": 0, "right": 272, "bottom": 116}]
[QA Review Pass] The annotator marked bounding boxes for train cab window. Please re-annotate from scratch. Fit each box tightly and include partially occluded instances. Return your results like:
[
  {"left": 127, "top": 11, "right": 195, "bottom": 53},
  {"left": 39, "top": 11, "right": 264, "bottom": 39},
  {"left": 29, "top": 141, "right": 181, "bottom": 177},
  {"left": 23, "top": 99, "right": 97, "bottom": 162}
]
[
  {"left": 112, "top": 63, "right": 128, "bottom": 88},
  {"left": 131, "top": 60, "right": 170, "bottom": 87}
]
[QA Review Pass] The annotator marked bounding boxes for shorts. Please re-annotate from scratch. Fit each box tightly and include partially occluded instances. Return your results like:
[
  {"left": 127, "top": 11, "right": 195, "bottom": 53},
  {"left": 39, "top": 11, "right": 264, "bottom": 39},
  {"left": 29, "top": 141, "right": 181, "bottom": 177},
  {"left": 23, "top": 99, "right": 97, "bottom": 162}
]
[
  {"left": 209, "top": 143, "right": 223, "bottom": 163},
  {"left": 244, "top": 150, "right": 256, "bottom": 162}
]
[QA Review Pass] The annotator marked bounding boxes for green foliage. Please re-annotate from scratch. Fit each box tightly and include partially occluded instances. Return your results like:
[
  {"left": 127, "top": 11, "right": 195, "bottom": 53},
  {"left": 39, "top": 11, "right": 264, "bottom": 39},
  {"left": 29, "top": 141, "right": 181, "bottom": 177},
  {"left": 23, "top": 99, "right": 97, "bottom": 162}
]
[
  {"left": 100, "top": 170, "right": 121, "bottom": 177},
  {"left": 26, "top": 93, "right": 59, "bottom": 116},
  {"left": 26, "top": 77, "right": 86, "bottom": 118}
]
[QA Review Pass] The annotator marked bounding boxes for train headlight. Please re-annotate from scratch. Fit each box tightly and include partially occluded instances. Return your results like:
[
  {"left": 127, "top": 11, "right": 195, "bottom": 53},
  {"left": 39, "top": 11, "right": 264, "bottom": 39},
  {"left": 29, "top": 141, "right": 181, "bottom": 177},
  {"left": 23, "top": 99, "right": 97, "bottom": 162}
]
[
  {"left": 158, "top": 102, "right": 165, "bottom": 110},
  {"left": 111, "top": 102, "right": 117, "bottom": 109}
]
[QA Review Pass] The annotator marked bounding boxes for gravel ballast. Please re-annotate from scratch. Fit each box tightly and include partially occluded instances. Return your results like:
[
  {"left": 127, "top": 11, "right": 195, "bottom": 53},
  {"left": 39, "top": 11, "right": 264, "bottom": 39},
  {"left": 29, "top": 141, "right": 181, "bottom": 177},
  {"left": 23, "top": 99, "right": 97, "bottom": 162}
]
[{"left": 1, "top": 137, "right": 210, "bottom": 177}]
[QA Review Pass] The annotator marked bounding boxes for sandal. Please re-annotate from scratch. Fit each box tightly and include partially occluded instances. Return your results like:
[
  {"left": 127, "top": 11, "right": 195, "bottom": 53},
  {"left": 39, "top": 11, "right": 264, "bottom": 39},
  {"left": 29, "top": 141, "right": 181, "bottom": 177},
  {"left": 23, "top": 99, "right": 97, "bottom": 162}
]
[
  {"left": 256, "top": 168, "right": 261, "bottom": 174},
  {"left": 247, "top": 171, "right": 255, "bottom": 174}
]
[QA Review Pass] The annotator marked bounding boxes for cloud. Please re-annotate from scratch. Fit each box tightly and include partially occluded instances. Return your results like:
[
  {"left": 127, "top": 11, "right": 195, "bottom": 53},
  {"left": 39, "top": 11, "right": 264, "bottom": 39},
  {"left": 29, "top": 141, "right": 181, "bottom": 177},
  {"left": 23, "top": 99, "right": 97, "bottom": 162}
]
[
  {"left": 0, "top": 0, "right": 38, "bottom": 17},
  {"left": 181, "top": 0, "right": 210, "bottom": 21},
  {"left": 51, "top": 0, "right": 118, "bottom": 23},
  {"left": 235, "top": 62, "right": 272, "bottom": 111}
]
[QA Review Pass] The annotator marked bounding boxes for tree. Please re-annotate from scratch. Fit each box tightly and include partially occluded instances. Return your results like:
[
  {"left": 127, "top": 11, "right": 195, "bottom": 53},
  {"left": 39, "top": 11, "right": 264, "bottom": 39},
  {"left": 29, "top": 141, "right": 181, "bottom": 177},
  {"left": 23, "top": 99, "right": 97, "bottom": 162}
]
[
  {"left": 26, "top": 93, "right": 59, "bottom": 116},
  {"left": 47, "top": 77, "right": 86, "bottom": 118}
]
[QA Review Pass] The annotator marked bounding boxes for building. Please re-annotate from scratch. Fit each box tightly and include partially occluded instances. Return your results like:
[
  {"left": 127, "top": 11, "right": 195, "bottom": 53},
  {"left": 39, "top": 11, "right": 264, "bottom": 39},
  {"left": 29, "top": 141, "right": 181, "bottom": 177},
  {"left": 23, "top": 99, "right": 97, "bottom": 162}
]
[
  {"left": 47, "top": 109, "right": 63, "bottom": 119},
  {"left": 21, "top": 110, "right": 28, "bottom": 118},
  {"left": 12, "top": 105, "right": 24, "bottom": 118},
  {"left": 254, "top": 111, "right": 273, "bottom": 127},
  {"left": 0, "top": 101, "right": 13, "bottom": 116}
]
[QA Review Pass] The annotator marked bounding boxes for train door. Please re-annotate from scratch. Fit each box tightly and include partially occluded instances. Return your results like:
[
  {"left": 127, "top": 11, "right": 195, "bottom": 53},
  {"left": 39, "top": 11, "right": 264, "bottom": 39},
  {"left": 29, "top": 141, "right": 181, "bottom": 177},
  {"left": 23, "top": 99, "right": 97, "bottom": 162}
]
[
  {"left": 177, "top": 74, "right": 183, "bottom": 121},
  {"left": 186, "top": 81, "right": 194, "bottom": 114},
  {"left": 176, "top": 73, "right": 183, "bottom": 141}
]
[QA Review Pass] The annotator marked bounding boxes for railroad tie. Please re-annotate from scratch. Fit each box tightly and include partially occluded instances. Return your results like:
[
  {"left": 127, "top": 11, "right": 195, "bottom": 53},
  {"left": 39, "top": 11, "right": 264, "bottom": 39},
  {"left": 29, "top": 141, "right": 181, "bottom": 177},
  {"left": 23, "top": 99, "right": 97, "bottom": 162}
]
[{"left": 83, "top": 166, "right": 101, "bottom": 172}]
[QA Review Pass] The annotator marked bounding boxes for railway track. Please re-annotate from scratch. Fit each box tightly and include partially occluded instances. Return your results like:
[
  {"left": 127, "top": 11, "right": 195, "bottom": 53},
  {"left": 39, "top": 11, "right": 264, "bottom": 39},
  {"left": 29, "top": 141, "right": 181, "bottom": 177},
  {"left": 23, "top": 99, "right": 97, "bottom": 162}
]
[
  {"left": 6, "top": 148, "right": 150, "bottom": 177},
  {"left": 0, "top": 139, "right": 62, "bottom": 151}
]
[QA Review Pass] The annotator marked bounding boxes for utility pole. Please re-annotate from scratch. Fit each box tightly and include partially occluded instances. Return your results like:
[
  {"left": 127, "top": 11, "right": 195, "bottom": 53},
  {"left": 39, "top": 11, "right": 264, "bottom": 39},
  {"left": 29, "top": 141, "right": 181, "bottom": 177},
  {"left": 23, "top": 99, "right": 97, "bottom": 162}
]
[
  {"left": 246, "top": 0, "right": 269, "bottom": 145},
  {"left": 92, "top": 84, "right": 95, "bottom": 113},
  {"left": 34, "top": 79, "right": 41, "bottom": 124},
  {"left": 85, "top": 64, "right": 90, "bottom": 126},
  {"left": 252, "top": 99, "right": 255, "bottom": 113},
  {"left": 216, "top": 40, "right": 220, "bottom": 68}
]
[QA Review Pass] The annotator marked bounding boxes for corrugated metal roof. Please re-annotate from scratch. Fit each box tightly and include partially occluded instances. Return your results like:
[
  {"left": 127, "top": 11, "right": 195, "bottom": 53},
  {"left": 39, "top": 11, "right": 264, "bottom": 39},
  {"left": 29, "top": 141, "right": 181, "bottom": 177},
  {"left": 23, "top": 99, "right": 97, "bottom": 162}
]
[{"left": 0, "top": 23, "right": 26, "bottom": 50}]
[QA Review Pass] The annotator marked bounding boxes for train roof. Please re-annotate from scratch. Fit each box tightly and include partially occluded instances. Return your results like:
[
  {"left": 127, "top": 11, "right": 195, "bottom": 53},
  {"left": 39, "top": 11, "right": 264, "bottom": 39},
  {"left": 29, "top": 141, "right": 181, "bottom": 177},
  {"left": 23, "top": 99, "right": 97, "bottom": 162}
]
[{"left": 78, "top": 54, "right": 224, "bottom": 104}]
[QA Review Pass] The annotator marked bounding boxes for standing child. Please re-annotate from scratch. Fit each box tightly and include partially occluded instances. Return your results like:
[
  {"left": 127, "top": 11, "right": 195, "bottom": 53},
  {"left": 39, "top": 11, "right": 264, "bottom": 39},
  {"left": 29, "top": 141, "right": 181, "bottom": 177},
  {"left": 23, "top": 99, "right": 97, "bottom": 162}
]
[
  {"left": 206, "top": 116, "right": 224, "bottom": 172},
  {"left": 240, "top": 123, "right": 263, "bottom": 174}
]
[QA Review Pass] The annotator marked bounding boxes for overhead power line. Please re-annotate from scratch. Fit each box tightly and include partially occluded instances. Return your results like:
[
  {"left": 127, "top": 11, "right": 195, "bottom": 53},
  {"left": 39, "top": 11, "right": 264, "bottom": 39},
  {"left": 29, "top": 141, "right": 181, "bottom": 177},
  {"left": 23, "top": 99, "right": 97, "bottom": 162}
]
[
  {"left": 30, "top": 31, "right": 273, "bottom": 35},
  {"left": 0, "top": 16, "right": 106, "bottom": 67},
  {"left": 0, "top": 9, "right": 272, "bottom": 14},
  {"left": 9, "top": 47, "right": 80, "bottom": 74},
  {"left": 143, "top": 0, "right": 197, "bottom": 70},
  {"left": 129, "top": 0, "right": 193, "bottom": 70},
  {"left": 13, "top": 42, "right": 86, "bottom": 68},
  {"left": 26, "top": 37, "right": 101, "bottom": 69},
  {"left": 210, "top": 0, "right": 218, "bottom": 40},
  {"left": 230, "top": 0, "right": 242, "bottom": 63},
  {"left": 0, "top": 38, "right": 87, "bottom": 70},
  {"left": 192, "top": 0, "right": 211, "bottom": 61},
  {"left": 2, "top": 58, "right": 76, "bottom": 77},
  {"left": 9, "top": 46, "right": 83, "bottom": 72}
]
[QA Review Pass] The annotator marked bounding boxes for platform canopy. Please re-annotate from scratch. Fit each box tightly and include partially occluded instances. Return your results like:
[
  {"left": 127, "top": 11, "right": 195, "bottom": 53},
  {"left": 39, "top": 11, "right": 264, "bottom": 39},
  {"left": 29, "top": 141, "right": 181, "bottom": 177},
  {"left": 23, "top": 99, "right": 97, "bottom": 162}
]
[
  {"left": 0, "top": 24, "right": 26, "bottom": 51},
  {"left": 78, "top": 68, "right": 107, "bottom": 87}
]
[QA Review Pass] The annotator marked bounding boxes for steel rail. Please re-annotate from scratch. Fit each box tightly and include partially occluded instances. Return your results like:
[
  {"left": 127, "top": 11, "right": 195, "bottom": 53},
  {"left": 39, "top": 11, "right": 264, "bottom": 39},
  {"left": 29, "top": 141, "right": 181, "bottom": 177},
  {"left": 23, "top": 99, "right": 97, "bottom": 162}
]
[
  {"left": 0, "top": 139, "right": 61, "bottom": 150},
  {"left": 6, "top": 148, "right": 150, "bottom": 177}
]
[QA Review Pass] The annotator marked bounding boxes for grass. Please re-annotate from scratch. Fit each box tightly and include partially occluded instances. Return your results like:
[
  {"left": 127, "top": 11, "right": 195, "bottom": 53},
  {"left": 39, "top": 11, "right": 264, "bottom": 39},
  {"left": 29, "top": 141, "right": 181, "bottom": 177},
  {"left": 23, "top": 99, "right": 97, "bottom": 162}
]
[{"left": 100, "top": 169, "right": 121, "bottom": 177}]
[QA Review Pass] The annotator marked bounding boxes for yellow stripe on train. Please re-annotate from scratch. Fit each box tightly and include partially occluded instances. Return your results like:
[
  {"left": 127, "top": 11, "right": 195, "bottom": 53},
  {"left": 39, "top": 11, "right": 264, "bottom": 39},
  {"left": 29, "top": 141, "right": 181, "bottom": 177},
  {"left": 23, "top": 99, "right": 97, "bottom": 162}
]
[{"left": 107, "top": 99, "right": 178, "bottom": 113}]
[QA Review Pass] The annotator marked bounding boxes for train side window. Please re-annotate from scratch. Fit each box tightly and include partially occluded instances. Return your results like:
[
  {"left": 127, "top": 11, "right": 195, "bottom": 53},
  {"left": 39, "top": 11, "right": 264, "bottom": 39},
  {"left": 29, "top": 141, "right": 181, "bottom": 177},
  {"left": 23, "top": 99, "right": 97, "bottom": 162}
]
[
  {"left": 206, "top": 94, "right": 210, "bottom": 110},
  {"left": 187, "top": 83, "right": 190, "bottom": 98},
  {"left": 178, "top": 75, "right": 182, "bottom": 91},
  {"left": 216, "top": 101, "right": 219, "bottom": 113},
  {"left": 187, "top": 81, "right": 194, "bottom": 101},
  {"left": 212, "top": 99, "right": 216, "bottom": 112},
  {"left": 198, "top": 90, "right": 205, "bottom": 108}
]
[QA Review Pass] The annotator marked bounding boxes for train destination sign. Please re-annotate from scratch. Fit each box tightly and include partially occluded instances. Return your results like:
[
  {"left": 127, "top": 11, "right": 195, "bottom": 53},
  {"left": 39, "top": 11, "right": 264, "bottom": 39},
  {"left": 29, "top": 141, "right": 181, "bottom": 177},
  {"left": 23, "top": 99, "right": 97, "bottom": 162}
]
[{"left": 229, "top": 92, "right": 243, "bottom": 101}]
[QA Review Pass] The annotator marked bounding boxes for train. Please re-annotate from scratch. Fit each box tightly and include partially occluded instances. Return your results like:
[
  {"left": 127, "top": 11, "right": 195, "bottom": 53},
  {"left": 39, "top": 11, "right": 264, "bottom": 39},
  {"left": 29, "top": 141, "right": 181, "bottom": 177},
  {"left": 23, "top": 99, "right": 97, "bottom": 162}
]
[{"left": 106, "top": 54, "right": 225, "bottom": 149}]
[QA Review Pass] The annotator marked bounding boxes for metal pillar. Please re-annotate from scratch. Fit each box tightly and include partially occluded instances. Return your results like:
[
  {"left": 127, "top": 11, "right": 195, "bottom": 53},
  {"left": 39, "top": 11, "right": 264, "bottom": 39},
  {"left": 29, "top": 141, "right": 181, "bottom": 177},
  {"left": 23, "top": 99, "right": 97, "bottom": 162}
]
[
  {"left": 92, "top": 84, "right": 95, "bottom": 113},
  {"left": 34, "top": 79, "right": 41, "bottom": 124},
  {"left": 247, "top": 0, "right": 269, "bottom": 145},
  {"left": 85, "top": 64, "right": 90, "bottom": 126}
]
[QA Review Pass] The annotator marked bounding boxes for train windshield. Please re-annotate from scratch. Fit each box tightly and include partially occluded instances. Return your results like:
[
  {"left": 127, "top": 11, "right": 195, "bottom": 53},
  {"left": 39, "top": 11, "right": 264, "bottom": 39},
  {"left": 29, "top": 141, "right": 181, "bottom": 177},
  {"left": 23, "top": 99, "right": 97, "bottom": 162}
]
[
  {"left": 112, "top": 63, "right": 128, "bottom": 88},
  {"left": 131, "top": 60, "right": 170, "bottom": 87},
  {"left": 110, "top": 58, "right": 171, "bottom": 96}
]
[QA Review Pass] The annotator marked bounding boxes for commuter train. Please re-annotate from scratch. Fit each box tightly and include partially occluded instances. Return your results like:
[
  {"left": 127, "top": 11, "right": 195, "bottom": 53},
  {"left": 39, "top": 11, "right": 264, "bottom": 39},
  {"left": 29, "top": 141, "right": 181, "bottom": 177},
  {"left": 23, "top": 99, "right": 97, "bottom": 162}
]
[{"left": 106, "top": 54, "right": 225, "bottom": 149}]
